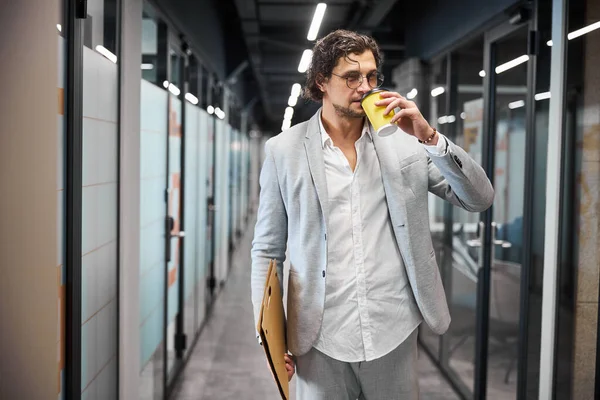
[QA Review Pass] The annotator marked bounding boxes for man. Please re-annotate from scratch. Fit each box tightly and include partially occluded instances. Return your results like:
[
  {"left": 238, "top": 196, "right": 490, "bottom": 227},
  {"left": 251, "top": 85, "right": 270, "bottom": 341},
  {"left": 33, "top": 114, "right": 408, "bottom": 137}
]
[{"left": 251, "top": 30, "right": 494, "bottom": 399}]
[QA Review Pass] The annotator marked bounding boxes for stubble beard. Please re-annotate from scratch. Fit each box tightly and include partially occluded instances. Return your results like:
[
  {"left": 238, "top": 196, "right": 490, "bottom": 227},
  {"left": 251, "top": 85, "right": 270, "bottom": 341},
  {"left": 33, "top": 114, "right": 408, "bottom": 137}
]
[{"left": 333, "top": 102, "right": 365, "bottom": 119}]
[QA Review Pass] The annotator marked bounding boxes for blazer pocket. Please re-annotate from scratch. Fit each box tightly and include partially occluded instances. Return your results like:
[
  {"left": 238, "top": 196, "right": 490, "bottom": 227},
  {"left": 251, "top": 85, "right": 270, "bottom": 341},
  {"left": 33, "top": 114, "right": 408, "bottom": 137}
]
[{"left": 398, "top": 153, "right": 424, "bottom": 170}]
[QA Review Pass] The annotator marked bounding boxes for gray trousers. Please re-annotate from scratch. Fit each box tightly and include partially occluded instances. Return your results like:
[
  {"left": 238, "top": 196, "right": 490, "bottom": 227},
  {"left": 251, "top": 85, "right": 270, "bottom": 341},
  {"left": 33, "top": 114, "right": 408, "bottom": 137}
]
[{"left": 295, "top": 329, "right": 419, "bottom": 400}]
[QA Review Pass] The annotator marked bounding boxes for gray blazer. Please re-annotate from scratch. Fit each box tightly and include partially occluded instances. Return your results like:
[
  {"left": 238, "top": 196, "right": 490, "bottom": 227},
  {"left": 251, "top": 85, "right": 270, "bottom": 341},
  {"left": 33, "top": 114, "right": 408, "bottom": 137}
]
[{"left": 251, "top": 110, "right": 494, "bottom": 357}]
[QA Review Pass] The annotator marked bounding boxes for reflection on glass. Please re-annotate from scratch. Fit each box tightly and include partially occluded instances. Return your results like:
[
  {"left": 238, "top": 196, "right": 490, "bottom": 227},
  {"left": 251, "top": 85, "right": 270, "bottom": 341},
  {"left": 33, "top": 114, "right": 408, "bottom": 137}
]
[
  {"left": 167, "top": 93, "right": 183, "bottom": 378},
  {"left": 170, "top": 48, "right": 182, "bottom": 89},
  {"left": 138, "top": 80, "right": 168, "bottom": 400},
  {"left": 142, "top": 4, "right": 159, "bottom": 85},
  {"left": 442, "top": 37, "right": 485, "bottom": 398},
  {"left": 517, "top": 8, "right": 552, "bottom": 400},
  {"left": 484, "top": 27, "right": 529, "bottom": 400}
]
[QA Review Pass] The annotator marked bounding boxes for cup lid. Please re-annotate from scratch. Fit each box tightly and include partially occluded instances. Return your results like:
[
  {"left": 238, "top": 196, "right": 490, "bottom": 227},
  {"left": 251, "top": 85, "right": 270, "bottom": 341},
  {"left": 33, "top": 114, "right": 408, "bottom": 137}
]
[{"left": 360, "top": 87, "right": 392, "bottom": 104}]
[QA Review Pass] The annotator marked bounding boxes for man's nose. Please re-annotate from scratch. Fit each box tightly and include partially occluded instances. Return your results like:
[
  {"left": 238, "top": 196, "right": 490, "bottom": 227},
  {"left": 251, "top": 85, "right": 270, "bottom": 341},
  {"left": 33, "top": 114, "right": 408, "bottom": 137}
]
[{"left": 357, "top": 77, "right": 371, "bottom": 94}]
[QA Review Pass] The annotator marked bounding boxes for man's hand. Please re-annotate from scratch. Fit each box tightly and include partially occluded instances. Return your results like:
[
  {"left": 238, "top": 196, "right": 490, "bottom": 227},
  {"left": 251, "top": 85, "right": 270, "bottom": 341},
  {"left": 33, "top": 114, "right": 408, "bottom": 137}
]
[
  {"left": 266, "top": 354, "right": 296, "bottom": 382},
  {"left": 375, "top": 92, "right": 437, "bottom": 145},
  {"left": 284, "top": 354, "right": 295, "bottom": 381}
]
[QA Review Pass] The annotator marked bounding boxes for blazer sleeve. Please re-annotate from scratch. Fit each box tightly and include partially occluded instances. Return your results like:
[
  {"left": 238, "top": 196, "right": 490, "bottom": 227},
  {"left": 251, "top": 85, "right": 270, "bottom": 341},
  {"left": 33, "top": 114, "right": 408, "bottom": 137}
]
[
  {"left": 426, "top": 136, "right": 494, "bottom": 212},
  {"left": 250, "top": 140, "right": 288, "bottom": 332}
]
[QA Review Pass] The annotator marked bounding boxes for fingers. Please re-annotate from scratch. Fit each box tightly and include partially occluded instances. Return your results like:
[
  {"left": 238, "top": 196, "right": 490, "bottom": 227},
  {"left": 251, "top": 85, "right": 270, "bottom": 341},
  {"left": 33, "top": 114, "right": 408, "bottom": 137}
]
[
  {"left": 377, "top": 91, "right": 402, "bottom": 99},
  {"left": 390, "top": 107, "right": 419, "bottom": 124},
  {"left": 374, "top": 93, "right": 416, "bottom": 115},
  {"left": 383, "top": 98, "right": 403, "bottom": 116},
  {"left": 284, "top": 354, "right": 295, "bottom": 381},
  {"left": 284, "top": 354, "right": 295, "bottom": 366}
]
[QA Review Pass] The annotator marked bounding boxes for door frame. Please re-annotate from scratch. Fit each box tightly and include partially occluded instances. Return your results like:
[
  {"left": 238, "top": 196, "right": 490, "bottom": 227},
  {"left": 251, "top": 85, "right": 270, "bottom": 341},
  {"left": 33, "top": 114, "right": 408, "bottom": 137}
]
[
  {"left": 475, "top": 18, "right": 536, "bottom": 400},
  {"left": 164, "top": 31, "right": 189, "bottom": 396},
  {"left": 65, "top": 0, "right": 85, "bottom": 396},
  {"left": 64, "top": 0, "right": 123, "bottom": 397},
  {"left": 207, "top": 73, "right": 219, "bottom": 304}
]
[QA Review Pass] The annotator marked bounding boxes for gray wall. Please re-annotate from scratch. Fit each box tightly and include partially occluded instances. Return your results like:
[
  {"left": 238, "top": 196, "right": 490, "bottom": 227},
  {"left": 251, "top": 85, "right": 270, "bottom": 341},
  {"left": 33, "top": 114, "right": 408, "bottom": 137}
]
[
  {"left": 120, "top": 0, "right": 143, "bottom": 398},
  {"left": 405, "top": 0, "right": 520, "bottom": 59},
  {"left": 0, "top": 0, "right": 60, "bottom": 398}
]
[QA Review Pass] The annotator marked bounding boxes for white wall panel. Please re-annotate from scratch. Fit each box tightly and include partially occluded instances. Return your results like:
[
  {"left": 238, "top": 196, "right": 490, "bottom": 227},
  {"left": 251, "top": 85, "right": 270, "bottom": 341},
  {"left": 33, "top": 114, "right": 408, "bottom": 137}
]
[
  {"left": 184, "top": 103, "right": 199, "bottom": 300},
  {"left": 138, "top": 79, "right": 168, "bottom": 369},
  {"left": 81, "top": 316, "right": 98, "bottom": 390},
  {"left": 196, "top": 109, "right": 210, "bottom": 329},
  {"left": 139, "top": 220, "right": 164, "bottom": 275},
  {"left": 81, "top": 39, "right": 118, "bottom": 398},
  {"left": 97, "top": 357, "right": 117, "bottom": 400},
  {"left": 140, "top": 178, "right": 165, "bottom": 228}
]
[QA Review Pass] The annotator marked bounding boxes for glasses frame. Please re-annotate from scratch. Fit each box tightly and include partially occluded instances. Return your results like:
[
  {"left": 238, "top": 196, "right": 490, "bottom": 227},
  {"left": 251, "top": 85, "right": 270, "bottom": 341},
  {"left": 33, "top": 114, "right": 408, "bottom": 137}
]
[{"left": 330, "top": 70, "right": 384, "bottom": 89}]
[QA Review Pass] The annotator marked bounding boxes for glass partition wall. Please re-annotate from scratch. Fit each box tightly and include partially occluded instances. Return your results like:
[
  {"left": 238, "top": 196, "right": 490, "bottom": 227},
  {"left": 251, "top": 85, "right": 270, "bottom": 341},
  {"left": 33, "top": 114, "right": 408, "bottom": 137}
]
[
  {"left": 416, "top": 3, "right": 552, "bottom": 399},
  {"left": 59, "top": 1, "right": 254, "bottom": 398},
  {"left": 139, "top": 6, "right": 168, "bottom": 397},
  {"left": 80, "top": 4, "right": 121, "bottom": 397},
  {"left": 137, "top": 2, "right": 251, "bottom": 398}
]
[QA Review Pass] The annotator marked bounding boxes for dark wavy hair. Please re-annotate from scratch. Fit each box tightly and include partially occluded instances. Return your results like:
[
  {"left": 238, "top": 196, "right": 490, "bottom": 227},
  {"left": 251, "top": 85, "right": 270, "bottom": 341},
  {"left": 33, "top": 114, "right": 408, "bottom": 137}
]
[{"left": 303, "top": 30, "right": 383, "bottom": 102}]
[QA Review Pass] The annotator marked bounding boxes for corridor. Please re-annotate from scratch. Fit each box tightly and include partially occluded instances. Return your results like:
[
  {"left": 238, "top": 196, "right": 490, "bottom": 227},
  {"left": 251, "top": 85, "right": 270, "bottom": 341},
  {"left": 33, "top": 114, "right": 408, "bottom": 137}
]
[
  {"left": 4, "top": 1, "right": 599, "bottom": 399},
  {"left": 171, "top": 214, "right": 458, "bottom": 400}
]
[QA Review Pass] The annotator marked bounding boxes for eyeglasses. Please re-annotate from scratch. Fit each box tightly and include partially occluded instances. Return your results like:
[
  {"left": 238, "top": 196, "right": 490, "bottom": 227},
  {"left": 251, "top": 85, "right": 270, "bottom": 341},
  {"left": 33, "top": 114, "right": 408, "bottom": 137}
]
[{"left": 330, "top": 70, "right": 384, "bottom": 89}]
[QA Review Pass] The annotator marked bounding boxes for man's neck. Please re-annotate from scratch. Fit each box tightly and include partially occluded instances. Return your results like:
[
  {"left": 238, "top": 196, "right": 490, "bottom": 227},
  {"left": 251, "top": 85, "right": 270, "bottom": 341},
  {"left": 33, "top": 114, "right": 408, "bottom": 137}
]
[{"left": 320, "top": 102, "right": 364, "bottom": 145}]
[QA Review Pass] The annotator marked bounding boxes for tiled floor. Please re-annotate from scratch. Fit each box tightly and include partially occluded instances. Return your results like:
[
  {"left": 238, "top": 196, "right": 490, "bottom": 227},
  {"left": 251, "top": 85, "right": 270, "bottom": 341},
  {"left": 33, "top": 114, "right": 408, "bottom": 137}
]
[{"left": 171, "top": 217, "right": 459, "bottom": 400}]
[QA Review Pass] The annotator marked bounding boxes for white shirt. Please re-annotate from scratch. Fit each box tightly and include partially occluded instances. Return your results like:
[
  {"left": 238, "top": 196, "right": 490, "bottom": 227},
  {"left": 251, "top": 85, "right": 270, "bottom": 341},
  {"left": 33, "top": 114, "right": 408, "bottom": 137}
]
[{"left": 313, "top": 114, "right": 447, "bottom": 362}]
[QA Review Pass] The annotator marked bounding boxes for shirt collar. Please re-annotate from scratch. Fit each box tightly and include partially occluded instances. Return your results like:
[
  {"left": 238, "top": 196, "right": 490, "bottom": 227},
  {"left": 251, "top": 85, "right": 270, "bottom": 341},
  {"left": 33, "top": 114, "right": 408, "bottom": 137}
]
[{"left": 318, "top": 110, "right": 372, "bottom": 149}]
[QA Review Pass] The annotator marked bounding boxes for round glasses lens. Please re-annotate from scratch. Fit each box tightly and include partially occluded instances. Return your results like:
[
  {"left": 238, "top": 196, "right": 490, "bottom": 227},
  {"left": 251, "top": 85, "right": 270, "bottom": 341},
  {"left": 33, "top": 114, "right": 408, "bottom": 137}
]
[
  {"left": 368, "top": 73, "right": 383, "bottom": 88},
  {"left": 346, "top": 76, "right": 361, "bottom": 89}
]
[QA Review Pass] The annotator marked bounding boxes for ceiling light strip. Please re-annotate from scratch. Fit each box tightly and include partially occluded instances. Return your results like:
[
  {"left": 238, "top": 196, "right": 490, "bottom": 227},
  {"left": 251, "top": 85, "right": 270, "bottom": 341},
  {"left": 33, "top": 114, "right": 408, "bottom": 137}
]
[
  {"left": 307, "top": 3, "right": 327, "bottom": 41},
  {"left": 298, "top": 50, "right": 313, "bottom": 73},
  {"left": 495, "top": 55, "right": 529, "bottom": 74}
]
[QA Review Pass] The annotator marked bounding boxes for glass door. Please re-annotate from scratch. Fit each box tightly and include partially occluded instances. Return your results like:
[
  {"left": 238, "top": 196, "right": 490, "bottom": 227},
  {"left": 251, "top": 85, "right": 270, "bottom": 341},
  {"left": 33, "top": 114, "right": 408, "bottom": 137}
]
[
  {"left": 165, "top": 38, "right": 186, "bottom": 388},
  {"left": 206, "top": 74, "right": 218, "bottom": 304},
  {"left": 76, "top": 0, "right": 121, "bottom": 397},
  {"left": 436, "top": 42, "right": 486, "bottom": 400},
  {"left": 139, "top": 5, "right": 168, "bottom": 399},
  {"left": 423, "top": 15, "right": 542, "bottom": 400},
  {"left": 475, "top": 21, "right": 533, "bottom": 400}
]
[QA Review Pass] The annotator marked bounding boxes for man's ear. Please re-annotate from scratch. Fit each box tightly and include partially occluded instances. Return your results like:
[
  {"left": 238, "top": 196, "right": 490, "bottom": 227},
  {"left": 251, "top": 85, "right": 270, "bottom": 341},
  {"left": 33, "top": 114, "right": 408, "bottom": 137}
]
[{"left": 316, "top": 73, "right": 327, "bottom": 93}]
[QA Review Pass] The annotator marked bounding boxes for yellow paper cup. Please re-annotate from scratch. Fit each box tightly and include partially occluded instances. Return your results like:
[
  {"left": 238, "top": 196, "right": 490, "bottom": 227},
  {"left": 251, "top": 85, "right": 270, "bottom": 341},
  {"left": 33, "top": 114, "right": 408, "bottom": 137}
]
[{"left": 360, "top": 88, "right": 397, "bottom": 137}]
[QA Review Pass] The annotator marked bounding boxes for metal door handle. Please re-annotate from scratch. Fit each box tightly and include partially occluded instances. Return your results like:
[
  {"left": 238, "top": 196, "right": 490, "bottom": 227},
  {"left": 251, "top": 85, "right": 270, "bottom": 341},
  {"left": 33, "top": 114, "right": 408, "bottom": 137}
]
[
  {"left": 466, "top": 239, "right": 482, "bottom": 247},
  {"left": 467, "top": 222, "right": 512, "bottom": 248},
  {"left": 494, "top": 239, "right": 511, "bottom": 248}
]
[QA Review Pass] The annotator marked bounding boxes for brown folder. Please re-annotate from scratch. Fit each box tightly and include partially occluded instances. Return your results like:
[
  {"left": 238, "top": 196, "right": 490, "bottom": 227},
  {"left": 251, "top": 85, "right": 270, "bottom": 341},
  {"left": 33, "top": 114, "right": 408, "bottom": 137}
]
[{"left": 257, "top": 259, "right": 289, "bottom": 400}]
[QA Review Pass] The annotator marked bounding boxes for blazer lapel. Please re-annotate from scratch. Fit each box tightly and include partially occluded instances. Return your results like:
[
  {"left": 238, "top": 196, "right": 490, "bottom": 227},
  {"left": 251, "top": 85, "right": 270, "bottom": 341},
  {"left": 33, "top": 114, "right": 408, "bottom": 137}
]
[
  {"left": 370, "top": 125, "right": 419, "bottom": 187},
  {"left": 304, "top": 111, "right": 329, "bottom": 230},
  {"left": 370, "top": 125, "right": 423, "bottom": 232}
]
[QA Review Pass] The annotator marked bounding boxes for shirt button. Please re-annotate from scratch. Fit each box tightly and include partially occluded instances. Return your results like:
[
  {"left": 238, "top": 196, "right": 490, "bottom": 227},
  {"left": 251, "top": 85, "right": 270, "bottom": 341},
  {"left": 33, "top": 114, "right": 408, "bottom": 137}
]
[{"left": 322, "top": 270, "right": 326, "bottom": 277}]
